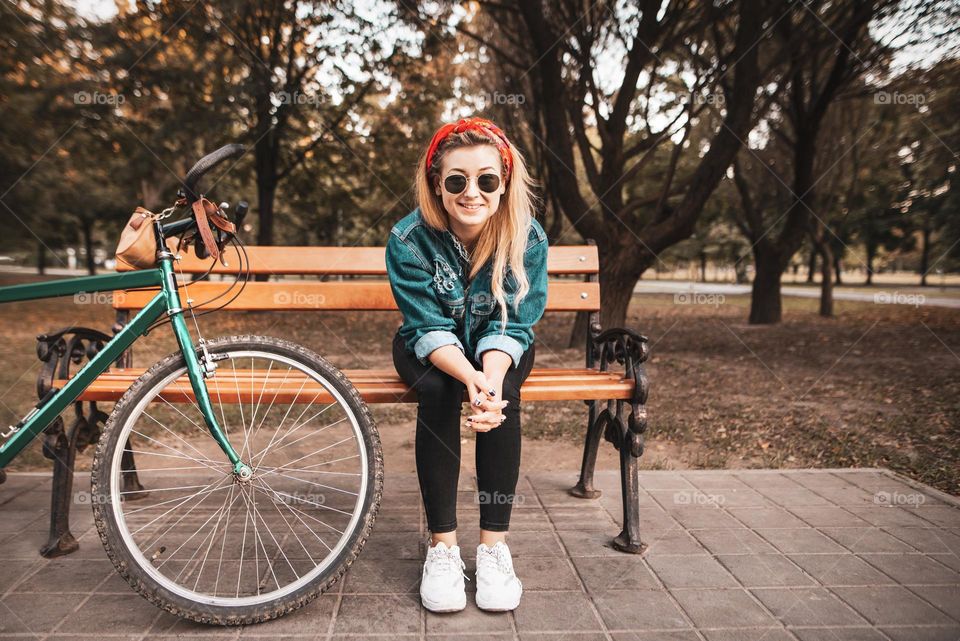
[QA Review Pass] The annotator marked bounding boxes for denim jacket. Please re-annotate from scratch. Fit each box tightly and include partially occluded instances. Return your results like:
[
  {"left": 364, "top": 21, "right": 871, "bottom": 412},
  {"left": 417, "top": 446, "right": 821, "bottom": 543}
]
[{"left": 386, "top": 208, "right": 548, "bottom": 369}]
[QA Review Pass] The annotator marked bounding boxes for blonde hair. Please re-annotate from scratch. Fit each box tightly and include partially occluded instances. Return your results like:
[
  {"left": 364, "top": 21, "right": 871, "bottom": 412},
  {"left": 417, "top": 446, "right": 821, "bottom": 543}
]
[{"left": 414, "top": 127, "right": 539, "bottom": 332}]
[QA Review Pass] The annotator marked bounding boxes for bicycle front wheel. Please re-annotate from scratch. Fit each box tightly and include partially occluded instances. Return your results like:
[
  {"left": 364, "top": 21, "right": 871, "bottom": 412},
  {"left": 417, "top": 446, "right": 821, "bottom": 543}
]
[{"left": 91, "top": 335, "right": 382, "bottom": 625}]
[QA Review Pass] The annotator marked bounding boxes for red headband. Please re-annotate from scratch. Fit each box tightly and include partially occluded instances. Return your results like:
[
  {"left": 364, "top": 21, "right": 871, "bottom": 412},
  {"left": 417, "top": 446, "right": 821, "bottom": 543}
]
[{"left": 425, "top": 117, "right": 514, "bottom": 180}]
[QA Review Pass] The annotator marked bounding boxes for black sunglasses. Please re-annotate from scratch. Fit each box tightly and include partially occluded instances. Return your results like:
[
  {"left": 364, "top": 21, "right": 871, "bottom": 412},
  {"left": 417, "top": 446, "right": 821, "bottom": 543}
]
[{"left": 442, "top": 173, "right": 501, "bottom": 195}]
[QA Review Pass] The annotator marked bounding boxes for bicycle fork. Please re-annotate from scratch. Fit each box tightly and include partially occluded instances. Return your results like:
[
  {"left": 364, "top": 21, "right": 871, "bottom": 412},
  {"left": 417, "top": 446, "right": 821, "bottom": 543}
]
[{"left": 158, "top": 250, "right": 253, "bottom": 481}]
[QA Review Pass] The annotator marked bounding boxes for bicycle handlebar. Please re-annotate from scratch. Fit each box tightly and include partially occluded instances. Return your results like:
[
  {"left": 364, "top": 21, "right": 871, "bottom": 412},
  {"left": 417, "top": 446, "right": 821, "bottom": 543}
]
[{"left": 182, "top": 144, "right": 245, "bottom": 202}]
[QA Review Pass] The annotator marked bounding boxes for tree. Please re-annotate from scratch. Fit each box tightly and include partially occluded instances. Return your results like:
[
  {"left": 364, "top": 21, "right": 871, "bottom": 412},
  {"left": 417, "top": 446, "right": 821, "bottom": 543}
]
[{"left": 438, "top": 0, "right": 775, "bottom": 342}]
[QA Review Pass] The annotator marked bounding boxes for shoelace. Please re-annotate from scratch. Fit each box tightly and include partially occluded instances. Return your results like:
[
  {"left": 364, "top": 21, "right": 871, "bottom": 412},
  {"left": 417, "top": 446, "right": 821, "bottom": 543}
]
[
  {"left": 478, "top": 544, "right": 514, "bottom": 576},
  {"left": 428, "top": 546, "right": 470, "bottom": 582}
]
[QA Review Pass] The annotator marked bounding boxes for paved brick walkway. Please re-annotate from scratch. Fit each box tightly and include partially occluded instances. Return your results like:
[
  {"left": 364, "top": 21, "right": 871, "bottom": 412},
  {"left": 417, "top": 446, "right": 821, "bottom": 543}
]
[{"left": 1, "top": 468, "right": 959, "bottom": 640}]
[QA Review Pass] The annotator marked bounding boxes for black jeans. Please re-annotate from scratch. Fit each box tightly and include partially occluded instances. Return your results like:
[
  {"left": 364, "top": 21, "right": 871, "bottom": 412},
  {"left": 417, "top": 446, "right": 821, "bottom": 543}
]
[{"left": 392, "top": 331, "right": 535, "bottom": 533}]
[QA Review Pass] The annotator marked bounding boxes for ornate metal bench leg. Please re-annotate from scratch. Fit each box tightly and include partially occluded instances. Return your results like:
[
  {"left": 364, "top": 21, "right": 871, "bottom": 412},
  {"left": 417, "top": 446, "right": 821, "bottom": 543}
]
[
  {"left": 584, "top": 327, "right": 651, "bottom": 554},
  {"left": 40, "top": 415, "right": 80, "bottom": 558},
  {"left": 570, "top": 399, "right": 604, "bottom": 499},
  {"left": 612, "top": 402, "right": 646, "bottom": 553},
  {"left": 36, "top": 328, "right": 112, "bottom": 558}
]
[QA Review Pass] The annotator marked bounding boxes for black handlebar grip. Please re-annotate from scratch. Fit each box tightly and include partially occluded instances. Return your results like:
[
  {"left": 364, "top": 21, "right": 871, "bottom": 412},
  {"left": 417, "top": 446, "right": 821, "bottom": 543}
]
[{"left": 182, "top": 144, "right": 246, "bottom": 201}]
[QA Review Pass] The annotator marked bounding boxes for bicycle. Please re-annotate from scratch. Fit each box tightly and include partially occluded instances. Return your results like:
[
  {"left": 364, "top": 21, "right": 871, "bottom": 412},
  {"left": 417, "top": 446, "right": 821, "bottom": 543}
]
[{"left": 0, "top": 144, "right": 383, "bottom": 625}]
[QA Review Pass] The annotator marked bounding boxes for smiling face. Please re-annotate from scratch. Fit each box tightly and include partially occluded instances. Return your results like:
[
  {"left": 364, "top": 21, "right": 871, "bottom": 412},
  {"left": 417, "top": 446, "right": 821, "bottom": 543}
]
[{"left": 435, "top": 145, "right": 506, "bottom": 244}]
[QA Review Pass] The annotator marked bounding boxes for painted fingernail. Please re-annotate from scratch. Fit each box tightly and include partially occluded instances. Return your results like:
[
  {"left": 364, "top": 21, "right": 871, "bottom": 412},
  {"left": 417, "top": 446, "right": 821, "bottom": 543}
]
[{"left": 488, "top": 389, "right": 496, "bottom": 395}]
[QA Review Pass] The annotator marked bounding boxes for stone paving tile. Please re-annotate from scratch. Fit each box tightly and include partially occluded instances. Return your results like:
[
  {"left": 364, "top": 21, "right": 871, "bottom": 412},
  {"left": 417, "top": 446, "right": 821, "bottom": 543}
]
[
  {"left": 659, "top": 506, "right": 744, "bottom": 530},
  {"left": 792, "top": 628, "right": 886, "bottom": 641},
  {"left": 512, "top": 556, "right": 581, "bottom": 590},
  {"left": 911, "top": 506, "right": 960, "bottom": 528},
  {"left": 701, "top": 629, "right": 795, "bottom": 641},
  {"left": 907, "top": 585, "right": 960, "bottom": 621},
  {"left": 725, "top": 507, "right": 809, "bottom": 529},
  {"left": 689, "top": 528, "right": 778, "bottom": 555},
  {"left": 557, "top": 529, "right": 637, "bottom": 557},
  {"left": 57, "top": 593, "right": 163, "bottom": 635},
  {"left": 754, "top": 527, "right": 849, "bottom": 554},
  {"left": 525, "top": 634, "right": 609, "bottom": 641},
  {"left": 787, "top": 506, "right": 872, "bottom": 528},
  {"left": 0, "top": 559, "right": 36, "bottom": 592},
  {"left": 680, "top": 472, "right": 754, "bottom": 491},
  {"left": 670, "top": 588, "right": 779, "bottom": 628},
  {"left": 13, "top": 558, "right": 114, "bottom": 593},
  {"left": 879, "top": 626, "right": 960, "bottom": 641},
  {"left": 569, "top": 555, "right": 660, "bottom": 592},
  {"left": 882, "top": 526, "right": 960, "bottom": 553},
  {"left": 0, "top": 592, "right": 87, "bottom": 634},
  {"left": 424, "top": 600, "right": 513, "bottom": 635},
  {"left": 715, "top": 554, "right": 817, "bottom": 588},
  {"left": 646, "top": 554, "right": 739, "bottom": 589},
  {"left": 592, "top": 588, "right": 690, "bottom": 631},
  {"left": 819, "top": 527, "right": 919, "bottom": 554},
  {"left": 751, "top": 587, "right": 870, "bottom": 626},
  {"left": 832, "top": 586, "right": 957, "bottom": 626},
  {"left": 787, "top": 553, "right": 894, "bottom": 586},
  {"left": 332, "top": 593, "right": 421, "bottom": 635},
  {"left": 846, "top": 505, "right": 937, "bottom": 528},
  {"left": 859, "top": 553, "right": 960, "bottom": 585},
  {"left": 341, "top": 558, "right": 421, "bottom": 594},
  {"left": 513, "top": 591, "right": 604, "bottom": 632},
  {"left": 639, "top": 529, "right": 706, "bottom": 556},
  {"left": 544, "top": 506, "right": 618, "bottom": 531}
]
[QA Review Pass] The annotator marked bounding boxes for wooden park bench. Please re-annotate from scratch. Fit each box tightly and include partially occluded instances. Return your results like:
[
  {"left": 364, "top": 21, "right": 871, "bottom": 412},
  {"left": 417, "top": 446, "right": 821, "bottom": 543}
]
[{"left": 35, "top": 241, "right": 650, "bottom": 557}]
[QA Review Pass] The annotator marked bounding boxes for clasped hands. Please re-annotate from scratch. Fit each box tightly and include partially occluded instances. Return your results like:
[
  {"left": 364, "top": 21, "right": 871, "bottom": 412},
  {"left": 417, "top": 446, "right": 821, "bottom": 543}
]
[{"left": 463, "top": 370, "right": 509, "bottom": 432}]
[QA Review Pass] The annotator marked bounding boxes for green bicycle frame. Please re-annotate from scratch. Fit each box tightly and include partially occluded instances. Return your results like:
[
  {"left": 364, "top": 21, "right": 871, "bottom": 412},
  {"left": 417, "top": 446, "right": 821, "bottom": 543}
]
[{"left": 0, "top": 224, "right": 246, "bottom": 474}]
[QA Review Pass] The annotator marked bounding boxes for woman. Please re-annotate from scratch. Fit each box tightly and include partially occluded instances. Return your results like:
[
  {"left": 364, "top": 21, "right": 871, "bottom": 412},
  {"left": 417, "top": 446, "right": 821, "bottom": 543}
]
[{"left": 386, "top": 117, "right": 548, "bottom": 613}]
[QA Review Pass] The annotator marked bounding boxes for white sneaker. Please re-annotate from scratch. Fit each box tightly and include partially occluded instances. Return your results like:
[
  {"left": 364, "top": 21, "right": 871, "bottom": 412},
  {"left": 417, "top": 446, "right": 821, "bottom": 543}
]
[
  {"left": 475, "top": 541, "right": 523, "bottom": 611},
  {"left": 419, "top": 541, "right": 468, "bottom": 612}
]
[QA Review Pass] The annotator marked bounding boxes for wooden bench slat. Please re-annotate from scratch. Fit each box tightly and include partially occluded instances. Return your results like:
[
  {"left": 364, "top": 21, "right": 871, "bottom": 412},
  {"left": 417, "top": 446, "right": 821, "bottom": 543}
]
[
  {"left": 54, "top": 368, "right": 633, "bottom": 403},
  {"left": 112, "top": 281, "right": 601, "bottom": 312},
  {"left": 117, "top": 244, "right": 599, "bottom": 275}
]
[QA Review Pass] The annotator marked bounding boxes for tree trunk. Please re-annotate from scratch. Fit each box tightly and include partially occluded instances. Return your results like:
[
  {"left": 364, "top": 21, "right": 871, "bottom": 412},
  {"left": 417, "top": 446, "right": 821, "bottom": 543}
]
[
  {"left": 37, "top": 241, "right": 46, "bottom": 275},
  {"left": 806, "top": 248, "right": 816, "bottom": 283},
  {"left": 81, "top": 219, "right": 96, "bottom": 276},
  {"left": 699, "top": 251, "right": 707, "bottom": 282},
  {"left": 819, "top": 243, "right": 834, "bottom": 317},
  {"left": 919, "top": 222, "right": 931, "bottom": 286},
  {"left": 865, "top": 241, "right": 875, "bottom": 285},
  {"left": 833, "top": 254, "right": 842, "bottom": 285},
  {"left": 567, "top": 248, "right": 644, "bottom": 347},
  {"left": 749, "top": 247, "right": 784, "bottom": 324}
]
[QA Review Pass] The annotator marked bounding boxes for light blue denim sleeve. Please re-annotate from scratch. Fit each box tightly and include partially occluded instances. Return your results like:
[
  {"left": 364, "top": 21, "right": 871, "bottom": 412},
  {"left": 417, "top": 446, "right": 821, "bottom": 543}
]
[
  {"left": 475, "top": 235, "right": 548, "bottom": 368},
  {"left": 386, "top": 233, "right": 465, "bottom": 365}
]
